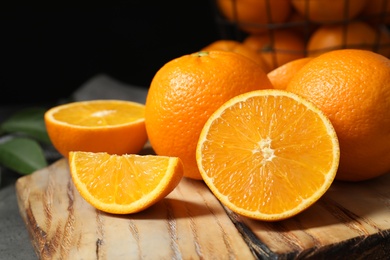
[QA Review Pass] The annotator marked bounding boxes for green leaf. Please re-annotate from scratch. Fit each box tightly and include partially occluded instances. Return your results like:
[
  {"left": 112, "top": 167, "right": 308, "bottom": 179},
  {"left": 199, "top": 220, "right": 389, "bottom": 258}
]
[
  {"left": 0, "top": 107, "right": 51, "bottom": 144},
  {"left": 0, "top": 137, "right": 48, "bottom": 175}
]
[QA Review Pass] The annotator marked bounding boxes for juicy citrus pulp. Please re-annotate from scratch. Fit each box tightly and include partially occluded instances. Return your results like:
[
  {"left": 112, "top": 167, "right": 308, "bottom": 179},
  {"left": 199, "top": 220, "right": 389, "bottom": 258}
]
[
  {"left": 196, "top": 89, "right": 340, "bottom": 221},
  {"left": 44, "top": 100, "right": 148, "bottom": 158},
  {"left": 69, "top": 151, "right": 184, "bottom": 214}
]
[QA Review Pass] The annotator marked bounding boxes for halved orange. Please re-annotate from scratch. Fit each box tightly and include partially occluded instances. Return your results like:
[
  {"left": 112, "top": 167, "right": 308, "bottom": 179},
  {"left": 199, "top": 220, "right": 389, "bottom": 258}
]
[
  {"left": 196, "top": 89, "right": 340, "bottom": 221},
  {"left": 44, "top": 100, "right": 148, "bottom": 158},
  {"left": 69, "top": 151, "right": 184, "bottom": 214}
]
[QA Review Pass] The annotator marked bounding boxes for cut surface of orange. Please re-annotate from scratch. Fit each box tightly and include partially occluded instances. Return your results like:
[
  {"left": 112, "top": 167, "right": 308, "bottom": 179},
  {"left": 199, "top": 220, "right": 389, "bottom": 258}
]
[
  {"left": 196, "top": 89, "right": 340, "bottom": 221},
  {"left": 69, "top": 151, "right": 184, "bottom": 214},
  {"left": 44, "top": 100, "right": 148, "bottom": 158}
]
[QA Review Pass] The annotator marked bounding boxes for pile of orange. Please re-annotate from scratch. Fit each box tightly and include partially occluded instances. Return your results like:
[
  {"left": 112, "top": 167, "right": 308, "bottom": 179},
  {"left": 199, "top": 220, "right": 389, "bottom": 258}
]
[
  {"left": 43, "top": 40, "right": 390, "bottom": 221},
  {"left": 213, "top": 0, "right": 390, "bottom": 68}
]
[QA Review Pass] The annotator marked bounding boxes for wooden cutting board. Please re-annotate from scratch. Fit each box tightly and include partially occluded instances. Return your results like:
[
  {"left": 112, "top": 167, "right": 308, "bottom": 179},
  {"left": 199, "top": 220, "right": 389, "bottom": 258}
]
[{"left": 16, "top": 158, "right": 390, "bottom": 259}]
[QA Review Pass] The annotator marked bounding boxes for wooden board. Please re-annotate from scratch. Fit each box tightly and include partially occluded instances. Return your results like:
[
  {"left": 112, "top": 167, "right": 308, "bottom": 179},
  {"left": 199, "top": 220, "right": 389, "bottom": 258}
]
[
  {"left": 15, "top": 158, "right": 254, "bottom": 259},
  {"left": 16, "top": 158, "right": 390, "bottom": 259},
  {"left": 224, "top": 178, "right": 390, "bottom": 259}
]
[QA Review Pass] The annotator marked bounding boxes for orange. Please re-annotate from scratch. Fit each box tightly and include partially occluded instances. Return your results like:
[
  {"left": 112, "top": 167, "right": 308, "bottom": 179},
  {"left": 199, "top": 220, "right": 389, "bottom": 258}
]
[
  {"left": 267, "top": 57, "right": 313, "bottom": 89},
  {"left": 145, "top": 51, "right": 274, "bottom": 180},
  {"left": 286, "top": 49, "right": 390, "bottom": 181},
  {"left": 291, "top": 0, "right": 367, "bottom": 23},
  {"left": 361, "top": 0, "right": 390, "bottom": 24},
  {"left": 69, "top": 151, "right": 183, "bottom": 214},
  {"left": 243, "top": 29, "right": 306, "bottom": 70},
  {"left": 216, "top": 0, "right": 292, "bottom": 34},
  {"left": 196, "top": 89, "right": 340, "bottom": 221},
  {"left": 44, "top": 100, "right": 147, "bottom": 158},
  {"left": 201, "top": 39, "right": 271, "bottom": 72},
  {"left": 307, "top": 21, "right": 390, "bottom": 57},
  {"left": 286, "top": 10, "right": 318, "bottom": 37}
]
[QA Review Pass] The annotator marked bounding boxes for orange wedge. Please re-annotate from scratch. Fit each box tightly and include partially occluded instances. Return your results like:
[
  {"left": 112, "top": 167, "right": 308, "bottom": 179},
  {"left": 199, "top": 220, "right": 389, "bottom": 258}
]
[
  {"left": 44, "top": 100, "right": 148, "bottom": 158},
  {"left": 196, "top": 89, "right": 340, "bottom": 221},
  {"left": 69, "top": 151, "right": 184, "bottom": 214}
]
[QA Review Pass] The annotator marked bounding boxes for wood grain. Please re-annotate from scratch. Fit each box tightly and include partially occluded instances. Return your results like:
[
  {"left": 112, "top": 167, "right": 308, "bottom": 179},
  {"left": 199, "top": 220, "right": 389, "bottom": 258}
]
[
  {"left": 224, "top": 174, "right": 390, "bottom": 259},
  {"left": 15, "top": 157, "right": 390, "bottom": 259},
  {"left": 16, "top": 158, "right": 255, "bottom": 259}
]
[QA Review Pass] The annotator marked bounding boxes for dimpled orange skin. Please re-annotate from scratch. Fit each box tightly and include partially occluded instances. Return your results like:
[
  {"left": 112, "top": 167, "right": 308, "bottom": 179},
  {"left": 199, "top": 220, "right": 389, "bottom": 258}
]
[
  {"left": 286, "top": 49, "right": 390, "bottom": 181},
  {"left": 145, "top": 51, "right": 274, "bottom": 180}
]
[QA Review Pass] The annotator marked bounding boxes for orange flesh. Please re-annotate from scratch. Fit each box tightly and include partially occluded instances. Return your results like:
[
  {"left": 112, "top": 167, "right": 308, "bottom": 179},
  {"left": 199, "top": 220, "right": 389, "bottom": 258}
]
[
  {"left": 71, "top": 153, "right": 172, "bottom": 205},
  {"left": 52, "top": 102, "right": 145, "bottom": 127},
  {"left": 199, "top": 94, "right": 338, "bottom": 215}
]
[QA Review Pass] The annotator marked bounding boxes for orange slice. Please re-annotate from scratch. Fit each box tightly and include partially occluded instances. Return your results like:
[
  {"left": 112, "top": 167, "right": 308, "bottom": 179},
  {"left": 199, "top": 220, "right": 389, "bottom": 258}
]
[
  {"left": 69, "top": 151, "right": 184, "bottom": 214},
  {"left": 44, "top": 100, "right": 148, "bottom": 158},
  {"left": 196, "top": 89, "right": 340, "bottom": 221}
]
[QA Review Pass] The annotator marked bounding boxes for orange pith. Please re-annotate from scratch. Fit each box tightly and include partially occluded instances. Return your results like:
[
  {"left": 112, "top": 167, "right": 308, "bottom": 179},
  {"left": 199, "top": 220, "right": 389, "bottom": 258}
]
[
  {"left": 44, "top": 100, "right": 148, "bottom": 158},
  {"left": 196, "top": 89, "right": 340, "bottom": 221},
  {"left": 69, "top": 151, "right": 184, "bottom": 214}
]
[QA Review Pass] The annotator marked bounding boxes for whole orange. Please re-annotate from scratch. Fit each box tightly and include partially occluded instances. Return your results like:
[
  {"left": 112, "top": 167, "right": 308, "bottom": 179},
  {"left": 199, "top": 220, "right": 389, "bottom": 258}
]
[
  {"left": 145, "top": 51, "right": 274, "bottom": 180},
  {"left": 216, "top": 0, "right": 292, "bottom": 34},
  {"left": 201, "top": 39, "right": 270, "bottom": 72},
  {"left": 291, "top": 0, "right": 367, "bottom": 23},
  {"left": 307, "top": 21, "right": 390, "bottom": 58},
  {"left": 243, "top": 29, "right": 306, "bottom": 70},
  {"left": 286, "top": 49, "right": 390, "bottom": 181}
]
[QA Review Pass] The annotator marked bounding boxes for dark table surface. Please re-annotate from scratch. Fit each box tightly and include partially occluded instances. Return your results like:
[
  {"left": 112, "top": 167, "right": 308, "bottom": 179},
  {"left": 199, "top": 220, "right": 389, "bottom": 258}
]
[{"left": 0, "top": 104, "right": 38, "bottom": 259}]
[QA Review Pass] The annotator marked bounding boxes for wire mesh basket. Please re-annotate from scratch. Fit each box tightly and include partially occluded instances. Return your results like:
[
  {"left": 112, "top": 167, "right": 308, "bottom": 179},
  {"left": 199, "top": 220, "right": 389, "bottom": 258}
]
[{"left": 211, "top": 0, "right": 390, "bottom": 70}]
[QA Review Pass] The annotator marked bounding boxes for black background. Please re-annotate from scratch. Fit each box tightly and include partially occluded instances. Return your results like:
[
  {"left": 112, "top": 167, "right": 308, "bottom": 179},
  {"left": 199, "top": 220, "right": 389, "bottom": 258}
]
[{"left": 1, "top": 2, "right": 220, "bottom": 105}]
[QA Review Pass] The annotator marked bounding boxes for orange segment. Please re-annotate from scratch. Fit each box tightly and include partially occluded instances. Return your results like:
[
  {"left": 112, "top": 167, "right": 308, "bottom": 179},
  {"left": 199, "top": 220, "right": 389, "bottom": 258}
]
[
  {"left": 44, "top": 100, "right": 148, "bottom": 158},
  {"left": 196, "top": 89, "right": 340, "bottom": 221},
  {"left": 69, "top": 151, "right": 184, "bottom": 214}
]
